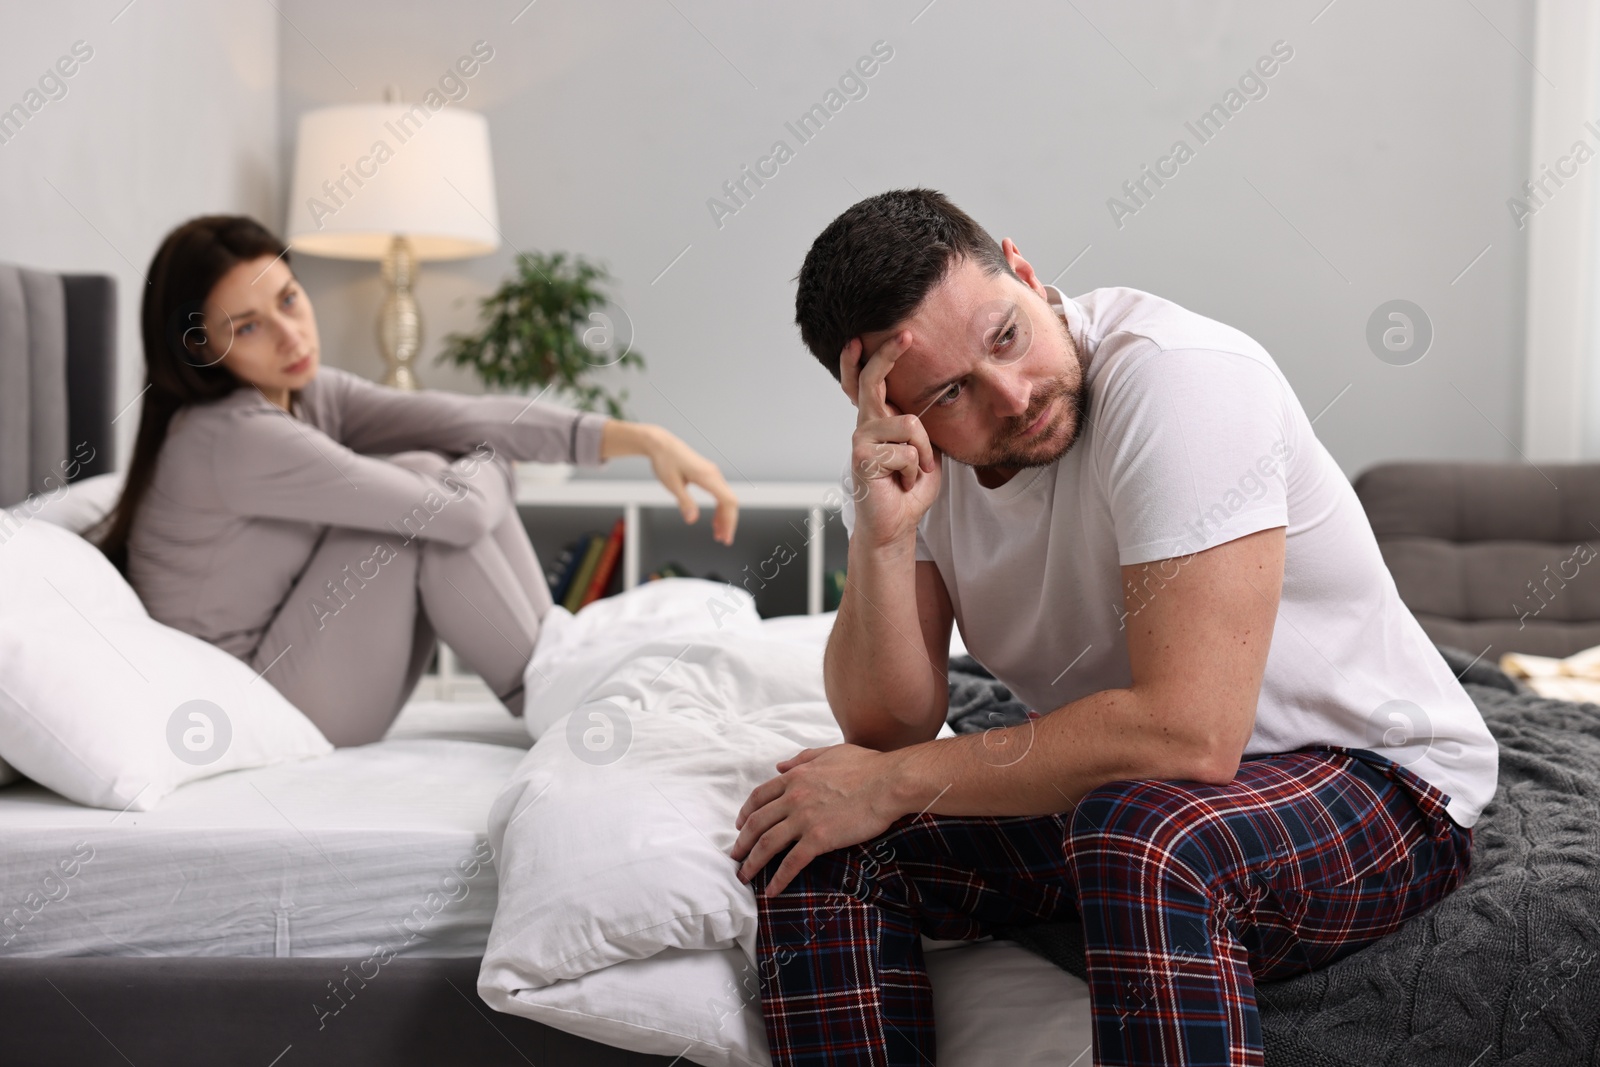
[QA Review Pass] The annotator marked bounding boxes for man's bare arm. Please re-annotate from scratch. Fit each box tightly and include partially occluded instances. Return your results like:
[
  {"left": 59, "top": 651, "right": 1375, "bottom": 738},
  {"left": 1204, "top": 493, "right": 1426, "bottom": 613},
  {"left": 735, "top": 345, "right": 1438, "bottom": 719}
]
[
  {"left": 877, "top": 525, "right": 1285, "bottom": 817},
  {"left": 826, "top": 552, "right": 953, "bottom": 750},
  {"left": 824, "top": 329, "right": 949, "bottom": 749}
]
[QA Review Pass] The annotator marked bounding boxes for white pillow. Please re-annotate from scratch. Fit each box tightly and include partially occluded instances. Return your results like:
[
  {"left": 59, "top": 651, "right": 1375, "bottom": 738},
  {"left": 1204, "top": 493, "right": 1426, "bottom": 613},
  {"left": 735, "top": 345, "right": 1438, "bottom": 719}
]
[
  {"left": 5, "top": 469, "right": 125, "bottom": 536},
  {"left": 0, "top": 507, "right": 147, "bottom": 621},
  {"left": 0, "top": 610, "right": 332, "bottom": 810},
  {"left": 522, "top": 577, "right": 763, "bottom": 739},
  {"left": 483, "top": 946, "right": 771, "bottom": 1067},
  {"left": 0, "top": 517, "right": 139, "bottom": 792}
]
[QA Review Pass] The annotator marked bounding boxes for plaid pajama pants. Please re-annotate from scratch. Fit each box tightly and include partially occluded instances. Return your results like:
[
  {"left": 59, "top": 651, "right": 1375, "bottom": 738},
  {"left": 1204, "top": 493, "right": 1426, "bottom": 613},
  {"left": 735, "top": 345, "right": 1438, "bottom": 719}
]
[{"left": 748, "top": 743, "right": 1474, "bottom": 1066}]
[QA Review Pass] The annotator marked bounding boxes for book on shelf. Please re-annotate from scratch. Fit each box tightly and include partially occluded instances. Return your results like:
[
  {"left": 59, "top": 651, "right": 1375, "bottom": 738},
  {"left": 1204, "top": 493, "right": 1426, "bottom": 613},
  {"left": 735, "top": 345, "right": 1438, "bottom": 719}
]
[
  {"left": 579, "top": 517, "right": 626, "bottom": 608},
  {"left": 544, "top": 522, "right": 712, "bottom": 611},
  {"left": 545, "top": 535, "right": 586, "bottom": 605},
  {"left": 601, "top": 545, "right": 627, "bottom": 597},
  {"left": 562, "top": 534, "right": 608, "bottom": 613}
]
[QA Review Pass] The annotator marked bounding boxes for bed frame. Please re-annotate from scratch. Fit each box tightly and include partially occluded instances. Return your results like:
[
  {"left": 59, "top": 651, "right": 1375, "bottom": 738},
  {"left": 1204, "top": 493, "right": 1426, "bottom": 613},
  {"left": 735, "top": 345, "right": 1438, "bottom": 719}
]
[
  {"left": 0, "top": 264, "right": 675, "bottom": 1066},
  {"left": 15, "top": 262, "right": 1595, "bottom": 1066}
]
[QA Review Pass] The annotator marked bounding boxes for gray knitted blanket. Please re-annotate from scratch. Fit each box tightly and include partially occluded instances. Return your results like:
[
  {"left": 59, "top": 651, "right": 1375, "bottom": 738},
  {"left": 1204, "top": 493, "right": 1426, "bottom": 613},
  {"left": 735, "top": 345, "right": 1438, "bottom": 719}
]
[{"left": 944, "top": 647, "right": 1600, "bottom": 1066}]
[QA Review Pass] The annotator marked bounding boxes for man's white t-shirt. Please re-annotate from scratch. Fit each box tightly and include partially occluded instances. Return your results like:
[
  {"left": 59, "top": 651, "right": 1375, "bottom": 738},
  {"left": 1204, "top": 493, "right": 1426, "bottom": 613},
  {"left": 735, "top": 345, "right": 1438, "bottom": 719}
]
[{"left": 840, "top": 285, "right": 1498, "bottom": 829}]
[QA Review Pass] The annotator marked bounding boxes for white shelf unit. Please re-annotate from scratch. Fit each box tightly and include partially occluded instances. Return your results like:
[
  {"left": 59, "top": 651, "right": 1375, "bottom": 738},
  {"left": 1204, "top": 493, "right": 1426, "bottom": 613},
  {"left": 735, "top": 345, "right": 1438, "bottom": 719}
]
[
  {"left": 515, "top": 474, "right": 843, "bottom": 611},
  {"left": 427, "top": 471, "right": 843, "bottom": 698}
]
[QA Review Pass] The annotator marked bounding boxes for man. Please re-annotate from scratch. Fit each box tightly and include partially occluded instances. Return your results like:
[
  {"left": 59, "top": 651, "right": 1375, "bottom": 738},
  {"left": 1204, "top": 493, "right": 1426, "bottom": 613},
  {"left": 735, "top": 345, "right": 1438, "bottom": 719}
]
[{"left": 727, "top": 188, "right": 1497, "bottom": 1066}]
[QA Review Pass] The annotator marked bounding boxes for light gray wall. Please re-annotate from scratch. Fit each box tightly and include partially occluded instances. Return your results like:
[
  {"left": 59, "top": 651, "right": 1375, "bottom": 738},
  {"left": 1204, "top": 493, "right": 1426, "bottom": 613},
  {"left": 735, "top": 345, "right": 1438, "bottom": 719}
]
[
  {"left": 1, "top": 1, "right": 1535, "bottom": 483},
  {"left": 278, "top": 0, "right": 1533, "bottom": 488},
  {"left": 0, "top": 1, "right": 279, "bottom": 468}
]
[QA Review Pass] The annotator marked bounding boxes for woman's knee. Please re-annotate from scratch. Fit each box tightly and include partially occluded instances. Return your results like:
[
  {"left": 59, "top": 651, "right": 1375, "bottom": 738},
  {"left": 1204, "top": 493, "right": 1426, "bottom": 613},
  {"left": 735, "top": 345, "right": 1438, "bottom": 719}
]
[
  {"left": 390, "top": 449, "right": 517, "bottom": 548},
  {"left": 475, "top": 449, "right": 518, "bottom": 510},
  {"left": 435, "top": 448, "right": 517, "bottom": 517}
]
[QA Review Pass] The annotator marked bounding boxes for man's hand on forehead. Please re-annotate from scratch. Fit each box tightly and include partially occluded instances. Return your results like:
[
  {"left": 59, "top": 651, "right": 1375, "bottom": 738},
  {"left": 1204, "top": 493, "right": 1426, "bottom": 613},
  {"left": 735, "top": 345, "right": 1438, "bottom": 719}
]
[
  {"left": 838, "top": 329, "right": 943, "bottom": 421},
  {"left": 838, "top": 327, "right": 941, "bottom": 496},
  {"left": 840, "top": 292, "right": 1044, "bottom": 419}
]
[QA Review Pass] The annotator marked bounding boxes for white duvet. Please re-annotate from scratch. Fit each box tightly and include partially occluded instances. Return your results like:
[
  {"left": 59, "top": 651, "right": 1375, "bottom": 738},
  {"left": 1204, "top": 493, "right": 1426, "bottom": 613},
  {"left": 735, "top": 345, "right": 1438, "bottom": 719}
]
[{"left": 478, "top": 579, "right": 1092, "bottom": 1066}]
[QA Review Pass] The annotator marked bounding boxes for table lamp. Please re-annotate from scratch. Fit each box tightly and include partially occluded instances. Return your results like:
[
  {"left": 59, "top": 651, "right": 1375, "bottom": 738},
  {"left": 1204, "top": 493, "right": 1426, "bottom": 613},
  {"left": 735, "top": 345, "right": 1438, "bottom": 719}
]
[{"left": 285, "top": 102, "right": 500, "bottom": 389}]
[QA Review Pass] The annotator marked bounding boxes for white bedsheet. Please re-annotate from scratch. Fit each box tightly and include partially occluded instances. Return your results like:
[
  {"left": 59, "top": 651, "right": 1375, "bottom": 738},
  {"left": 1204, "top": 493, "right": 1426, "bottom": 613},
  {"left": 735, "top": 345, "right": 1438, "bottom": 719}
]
[{"left": 0, "top": 700, "right": 527, "bottom": 958}]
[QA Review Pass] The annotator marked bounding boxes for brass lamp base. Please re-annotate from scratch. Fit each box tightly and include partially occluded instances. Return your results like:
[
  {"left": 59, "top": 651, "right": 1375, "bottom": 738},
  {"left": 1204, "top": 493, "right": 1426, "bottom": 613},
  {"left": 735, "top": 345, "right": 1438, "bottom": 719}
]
[{"left": 378, "top": 234, "right": 422, "bottom": 390}]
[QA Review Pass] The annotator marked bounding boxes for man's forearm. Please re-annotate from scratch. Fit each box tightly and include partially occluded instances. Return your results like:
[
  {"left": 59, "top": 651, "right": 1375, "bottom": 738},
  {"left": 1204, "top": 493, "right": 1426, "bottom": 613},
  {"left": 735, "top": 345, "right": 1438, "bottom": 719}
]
[
  {"left": 824, "top": 539, "right": 943, "bottom": 749},
  {"left": 878, "top": 687, "right": 1231, "bottom": 819}
]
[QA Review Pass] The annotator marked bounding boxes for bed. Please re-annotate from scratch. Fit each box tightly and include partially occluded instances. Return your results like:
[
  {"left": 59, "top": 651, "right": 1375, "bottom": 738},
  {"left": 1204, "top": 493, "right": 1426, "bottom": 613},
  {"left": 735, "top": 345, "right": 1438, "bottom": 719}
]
[
  {"left": 4, "top": 262, "right": 1597, "bottom": 1066},
  {"left": 2, "top": 261, "right": 685, "bottom": 1065},
  {"left": 0, "top": 263, "right": 1095, "bottom": 1066},
  {"left": 0, "top": 629, "right": 1102, "bottom": 1066}
]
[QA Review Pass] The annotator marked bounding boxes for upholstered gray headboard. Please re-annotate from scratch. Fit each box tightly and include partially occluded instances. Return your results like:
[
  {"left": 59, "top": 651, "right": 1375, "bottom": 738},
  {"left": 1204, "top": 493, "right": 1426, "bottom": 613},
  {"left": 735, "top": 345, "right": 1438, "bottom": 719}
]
[
  {"left": 1354, "top": 461, "right": 1600, "bottom": 661},
  {"left": 0, "top": 264, "right": 116, "bottom": 505}
]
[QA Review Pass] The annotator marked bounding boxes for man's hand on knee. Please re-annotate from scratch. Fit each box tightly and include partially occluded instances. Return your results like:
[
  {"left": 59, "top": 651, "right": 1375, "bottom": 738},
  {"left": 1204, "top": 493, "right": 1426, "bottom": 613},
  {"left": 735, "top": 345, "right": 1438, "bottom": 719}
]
[{"left": 729, "top": 742, "right": 910, "bottom": 898}]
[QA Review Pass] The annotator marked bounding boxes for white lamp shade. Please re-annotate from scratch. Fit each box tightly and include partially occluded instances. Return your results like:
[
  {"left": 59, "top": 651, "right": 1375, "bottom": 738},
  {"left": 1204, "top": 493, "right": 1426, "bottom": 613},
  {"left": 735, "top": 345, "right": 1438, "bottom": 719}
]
[{"left": 286, "top": 104, "right": 500, "bottom": 260}]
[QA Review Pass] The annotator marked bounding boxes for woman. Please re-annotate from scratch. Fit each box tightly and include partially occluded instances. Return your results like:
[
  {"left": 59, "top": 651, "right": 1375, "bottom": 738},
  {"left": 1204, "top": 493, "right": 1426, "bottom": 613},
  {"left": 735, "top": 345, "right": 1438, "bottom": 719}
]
[{"left": 93, "top": 215, "right": 739, "bottom": 746}]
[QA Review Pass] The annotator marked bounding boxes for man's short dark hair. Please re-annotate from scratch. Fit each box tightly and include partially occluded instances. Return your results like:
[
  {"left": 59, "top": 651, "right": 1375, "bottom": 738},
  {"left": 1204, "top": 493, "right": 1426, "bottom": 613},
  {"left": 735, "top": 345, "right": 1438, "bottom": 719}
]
[{"left": 794, "top": 188, "right": 1016, "bottom": 381}]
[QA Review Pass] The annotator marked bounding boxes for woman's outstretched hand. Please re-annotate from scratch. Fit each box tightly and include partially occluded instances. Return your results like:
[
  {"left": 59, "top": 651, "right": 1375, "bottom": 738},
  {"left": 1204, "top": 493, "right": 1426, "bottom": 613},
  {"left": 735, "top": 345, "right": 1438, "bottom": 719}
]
[{"left": 602, "top": 420, "right": 739, "bottom": 545}]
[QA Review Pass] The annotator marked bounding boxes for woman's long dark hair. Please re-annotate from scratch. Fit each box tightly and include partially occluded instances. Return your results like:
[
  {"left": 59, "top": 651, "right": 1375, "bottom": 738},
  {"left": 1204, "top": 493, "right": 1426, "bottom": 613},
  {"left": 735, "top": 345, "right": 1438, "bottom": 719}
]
[{"left": 92, "top": 215, "right": 291, "bottom": 574}]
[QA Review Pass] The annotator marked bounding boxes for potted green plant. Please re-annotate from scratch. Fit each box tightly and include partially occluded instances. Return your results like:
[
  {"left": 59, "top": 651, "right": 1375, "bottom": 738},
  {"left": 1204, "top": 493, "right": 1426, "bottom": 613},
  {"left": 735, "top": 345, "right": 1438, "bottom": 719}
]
[{"left": 439, "top": 250, "right": 645, "bottom": 481}]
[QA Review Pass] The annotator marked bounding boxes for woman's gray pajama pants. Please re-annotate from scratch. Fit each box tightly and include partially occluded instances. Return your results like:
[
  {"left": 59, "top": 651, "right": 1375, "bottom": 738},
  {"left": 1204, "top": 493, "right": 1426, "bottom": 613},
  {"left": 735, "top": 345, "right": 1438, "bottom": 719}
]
[{"left": 245, "top": 449, "right": 553, "bottom": 746}]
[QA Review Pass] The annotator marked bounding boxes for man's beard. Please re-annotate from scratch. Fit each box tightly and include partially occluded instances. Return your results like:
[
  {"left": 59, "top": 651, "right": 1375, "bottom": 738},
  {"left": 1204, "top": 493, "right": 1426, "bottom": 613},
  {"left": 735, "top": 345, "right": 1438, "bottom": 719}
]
[
  {"left": 969, "top": 374, "right": 1088, "bottom": 472},
  {"left": 963, "top": 311, "right": 1090, "bottom": 473}
]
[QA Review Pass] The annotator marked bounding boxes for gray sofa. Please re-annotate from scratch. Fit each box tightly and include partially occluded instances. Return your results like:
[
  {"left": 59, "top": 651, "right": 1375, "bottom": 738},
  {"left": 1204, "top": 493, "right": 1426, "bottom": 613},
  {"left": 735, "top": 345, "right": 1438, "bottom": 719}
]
[{"left": 1355, "top": 460, "right": 1600, "bottom": 660}]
